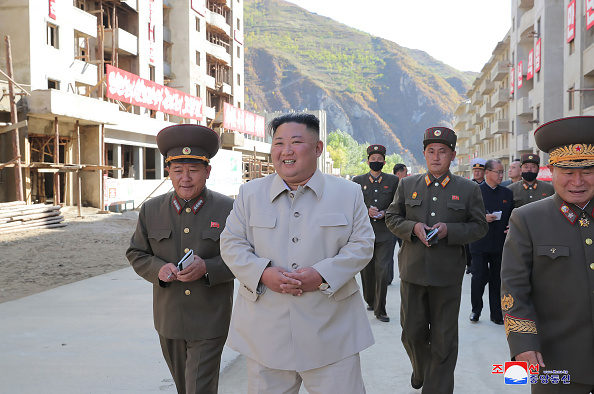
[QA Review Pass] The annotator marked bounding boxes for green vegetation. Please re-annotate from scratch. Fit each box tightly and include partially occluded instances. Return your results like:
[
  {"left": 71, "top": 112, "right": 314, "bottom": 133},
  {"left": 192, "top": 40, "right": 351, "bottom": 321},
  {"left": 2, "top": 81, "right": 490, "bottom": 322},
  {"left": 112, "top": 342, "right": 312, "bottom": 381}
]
[{"left": 327, "top": 130, "right": 403, "bottom": 176}]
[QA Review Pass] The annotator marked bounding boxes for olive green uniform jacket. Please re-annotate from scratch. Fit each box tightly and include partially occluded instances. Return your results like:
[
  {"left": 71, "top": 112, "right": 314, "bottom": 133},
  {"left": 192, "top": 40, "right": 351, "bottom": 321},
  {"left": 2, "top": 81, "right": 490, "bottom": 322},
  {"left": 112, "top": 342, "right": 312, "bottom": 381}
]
[
  {"left": 126, "top": 188, "right": 235, "bottom": 341},
  {"left": 507, "top": 179, "right": 555, "bottom": 208},
  {"left": 501, "top": 194, "right": 594, "bottom": 384},
  {"left": 385, "top": 171, "right": 488, "bottom": 286}
]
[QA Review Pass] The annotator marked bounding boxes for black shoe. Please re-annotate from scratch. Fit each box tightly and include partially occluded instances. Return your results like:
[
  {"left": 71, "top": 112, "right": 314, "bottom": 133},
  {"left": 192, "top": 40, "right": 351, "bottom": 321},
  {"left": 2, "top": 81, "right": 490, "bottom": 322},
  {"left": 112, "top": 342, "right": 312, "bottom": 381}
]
[
  {"left": 490, "top": 317, "right": 504, "bottom": 325},
  {"left": 375, "top": 314, "right": 390, "bottom": 322},
  {"left": 469, "top": 312, "right": 480, "bottom": 322},
  {"left": 411, "top": 372, "right": 423, "bottom": 389},
  {"left": 366, "top": 305, "right": 374, "bottom": 311}
]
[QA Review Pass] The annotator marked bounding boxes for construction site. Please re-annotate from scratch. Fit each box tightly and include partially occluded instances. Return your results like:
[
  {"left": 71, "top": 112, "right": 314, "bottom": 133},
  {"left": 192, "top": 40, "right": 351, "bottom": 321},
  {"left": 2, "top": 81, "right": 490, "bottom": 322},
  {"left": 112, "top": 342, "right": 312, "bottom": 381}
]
[{"left": 0, "top": 0, "right": 278, "bottom": 233}]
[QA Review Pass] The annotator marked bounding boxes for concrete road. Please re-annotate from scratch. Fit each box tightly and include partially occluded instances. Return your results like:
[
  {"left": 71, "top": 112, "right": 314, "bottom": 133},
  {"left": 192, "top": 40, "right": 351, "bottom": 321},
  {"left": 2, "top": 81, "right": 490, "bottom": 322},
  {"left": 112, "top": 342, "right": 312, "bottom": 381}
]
[{"left": 0, "top": 263, "right": 530, "bottom": 393}]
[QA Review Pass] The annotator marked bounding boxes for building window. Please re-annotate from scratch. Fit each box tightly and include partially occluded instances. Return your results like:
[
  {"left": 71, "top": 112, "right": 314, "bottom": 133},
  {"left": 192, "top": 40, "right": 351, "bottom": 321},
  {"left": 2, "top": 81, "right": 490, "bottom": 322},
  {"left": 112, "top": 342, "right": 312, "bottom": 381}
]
[
  {"left": 74, "top": 32, "right": 88, "bottom": 61},
  {"left": 196, "top": 51, "right": 201, "bottom": 66},
  {"left": 48, "top": 79, "right": 60, "bottom": 90},
  {"left": 237, "top": 101, "right": 241, "bottom": 109},
  {"left": 237, "top": 18, "right": 241, "bottom": 30},
  {"left": 237, "top": 73, "right": 241, "bottom": 86},
  {"left": 569, "top": 40, "right": 575, "bottom": 55},
  {"left": 237, "top": 46, "right": 240, "bottom": 58},
  {"left": 196, "top": 18, "right": 200, "bottom": 32},
  {"left": 536, "top": 105, "right": 541, "bottom": 123},
  {"left": 47, "top": 23, "right": 59, "bottom": 48},
  {"left": 568, "top": 87, "right": 575, "bottom": 111},
  {"left": 196, "top": 84, "right": 201, "bottom": 98},
  {"left": 149, "top": 65, "right": 156, "bottom": 81}
]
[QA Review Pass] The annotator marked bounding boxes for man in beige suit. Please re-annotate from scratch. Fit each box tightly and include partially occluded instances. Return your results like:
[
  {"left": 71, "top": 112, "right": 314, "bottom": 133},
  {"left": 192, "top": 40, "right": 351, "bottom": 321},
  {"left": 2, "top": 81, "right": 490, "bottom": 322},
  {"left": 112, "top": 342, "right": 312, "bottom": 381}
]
[
  {"left": 127, "top": 125, "right": 234, "bottom": 394},
  {"left": 220, "top": 113, "right": 375, "bottom": 394}
]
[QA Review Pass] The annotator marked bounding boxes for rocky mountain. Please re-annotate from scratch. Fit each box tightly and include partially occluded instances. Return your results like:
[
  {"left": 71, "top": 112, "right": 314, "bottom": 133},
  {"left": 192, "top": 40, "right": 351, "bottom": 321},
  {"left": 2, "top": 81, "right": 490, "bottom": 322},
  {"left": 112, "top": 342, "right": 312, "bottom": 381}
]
[{"left": 243, "top": 0, "right": 477, "bottom": 165}]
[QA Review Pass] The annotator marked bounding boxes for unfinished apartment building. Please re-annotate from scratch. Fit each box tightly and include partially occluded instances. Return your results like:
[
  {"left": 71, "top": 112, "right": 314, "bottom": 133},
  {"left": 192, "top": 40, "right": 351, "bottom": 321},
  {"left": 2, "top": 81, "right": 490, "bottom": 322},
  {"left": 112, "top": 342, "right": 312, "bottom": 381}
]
[{"left": 0, "top": 0, "right": 258, "bottom": 209}]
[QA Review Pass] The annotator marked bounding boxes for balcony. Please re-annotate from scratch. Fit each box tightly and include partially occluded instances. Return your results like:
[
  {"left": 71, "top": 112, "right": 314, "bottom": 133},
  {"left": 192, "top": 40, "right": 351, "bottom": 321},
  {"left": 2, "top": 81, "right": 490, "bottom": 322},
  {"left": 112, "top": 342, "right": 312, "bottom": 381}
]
[
  {"left": 163, "top": 26, "right": 172, "bottom": 43},
  {"left": 121, "top": 0, "right": 137, "bottom": 11},
  {"left": 518, "top": 8, "right": 535, "bottom": 37},
  {"left": 207, "top": 42, "right": 231, "bottom": 64},
  {"left": 104, "top": 28, "right": 138, "bottom": 56},
  {"left": 454, "top": 102, "right": 467, "bottom": 116},
  {"left": 69, "top": 59, "right": 98, "bottom": 86},
  {"left": 480, "top": 127, "right": 493, "bottom": 140},
  {"left": 518, "top": 0, "right": 534, "bottom": 8},
  {"left": 471, "top": 112, "right": 483, "bottom": 125},
  {"left": 480, "top": 80, "right": 495, "bottom": 95},
  {"left": 479, "top": 102, "right": 495, "bottom": 117},
  {"left": 492, "top": 88, "right": 510, "bottom": 107},
  {"left": 471, "top": 90, "right": 484, "bottom": 106},
  {"left": 204, "top": 105, "right": 216, "bottom": 120},
  {"left": 584, "top": 43, "right": 594, "bottom": 76},
  {"left": 71, "top": 7, "right": 97, "bottom": 38},
  {"left": 164, "top": 61, "right": 172, "bottom": 78},
  {"left": 470, "top": 133, "right": 479, "bottom": 146},
  {"left": 208, "top": 10, "right": 231, "bottom": 36},
  {"left": 491, "top": 61, "right": 509, "bottom": 82},
  {"left": 517, "top": 96, "right": 532, "bottom": 116},
  {"left": 205, "top": 74, "right": 216, "bottom": 90},
  {"left": 516, "top": 133, "right": 531, "bottom": 152},
  {"left": 453, "top": 113, "right": 470, "bottom": 129},
  {"left": 491, "top": 119, "right": 510, "bottom": 135}
]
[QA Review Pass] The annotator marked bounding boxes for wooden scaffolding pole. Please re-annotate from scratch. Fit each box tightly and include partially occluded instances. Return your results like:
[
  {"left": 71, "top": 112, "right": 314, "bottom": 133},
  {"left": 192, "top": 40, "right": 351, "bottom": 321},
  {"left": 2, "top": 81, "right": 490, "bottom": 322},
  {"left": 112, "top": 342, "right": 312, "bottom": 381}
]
[
  {"left": 4, "top": 36, "right": 24, "bottom": 201},
  {"left": 53, "top": 117, "right": 61, "bottom": 205}
]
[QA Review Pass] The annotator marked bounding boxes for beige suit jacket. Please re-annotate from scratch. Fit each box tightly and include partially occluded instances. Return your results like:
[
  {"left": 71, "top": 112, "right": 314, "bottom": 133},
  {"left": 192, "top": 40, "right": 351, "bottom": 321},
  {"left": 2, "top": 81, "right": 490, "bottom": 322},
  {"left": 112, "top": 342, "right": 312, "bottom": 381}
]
[{"left": 220, "top": 170, "right": 375, "bottom": 372}]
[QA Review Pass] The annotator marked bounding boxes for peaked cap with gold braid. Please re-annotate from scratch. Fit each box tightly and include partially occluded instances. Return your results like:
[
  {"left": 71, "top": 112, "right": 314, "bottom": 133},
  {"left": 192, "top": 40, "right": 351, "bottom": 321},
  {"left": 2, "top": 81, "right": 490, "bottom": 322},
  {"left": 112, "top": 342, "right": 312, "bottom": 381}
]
[
  {"left": 535, "top": 116, "right": 594, "bottom": 168},
  {"left": 156, "top": 124, "right": 220, "bottom": 165}
]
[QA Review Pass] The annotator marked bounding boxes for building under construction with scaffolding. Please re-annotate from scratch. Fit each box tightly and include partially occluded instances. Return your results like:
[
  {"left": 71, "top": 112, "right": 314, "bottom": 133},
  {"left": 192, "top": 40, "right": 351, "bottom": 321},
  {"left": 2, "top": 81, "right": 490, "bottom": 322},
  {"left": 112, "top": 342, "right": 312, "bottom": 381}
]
[{"left": 0, "top": 0, "right": 281, "bottom": 210}]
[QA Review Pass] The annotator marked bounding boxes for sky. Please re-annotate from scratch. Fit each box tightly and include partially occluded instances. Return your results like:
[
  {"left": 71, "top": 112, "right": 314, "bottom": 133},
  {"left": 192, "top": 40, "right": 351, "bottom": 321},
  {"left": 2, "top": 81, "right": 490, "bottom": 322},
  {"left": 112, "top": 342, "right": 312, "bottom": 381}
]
[{"left": 286, "top": 0, "right": 512, "bottom": 73}]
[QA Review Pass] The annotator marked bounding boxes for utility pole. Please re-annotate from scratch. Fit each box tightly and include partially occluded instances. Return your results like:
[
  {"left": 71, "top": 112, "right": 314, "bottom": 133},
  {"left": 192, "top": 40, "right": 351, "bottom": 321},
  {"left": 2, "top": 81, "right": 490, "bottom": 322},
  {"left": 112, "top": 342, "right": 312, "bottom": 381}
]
[{"left": 5, "top": 36, "right": 24, "bottom": 202}]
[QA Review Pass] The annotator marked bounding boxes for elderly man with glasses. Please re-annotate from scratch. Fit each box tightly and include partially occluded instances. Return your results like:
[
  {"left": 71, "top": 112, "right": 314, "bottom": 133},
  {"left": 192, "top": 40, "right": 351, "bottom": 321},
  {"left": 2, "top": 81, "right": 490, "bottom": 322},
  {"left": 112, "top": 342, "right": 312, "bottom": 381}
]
[{"left": 468, "top": 159, "right": 514, "bottom": 325}]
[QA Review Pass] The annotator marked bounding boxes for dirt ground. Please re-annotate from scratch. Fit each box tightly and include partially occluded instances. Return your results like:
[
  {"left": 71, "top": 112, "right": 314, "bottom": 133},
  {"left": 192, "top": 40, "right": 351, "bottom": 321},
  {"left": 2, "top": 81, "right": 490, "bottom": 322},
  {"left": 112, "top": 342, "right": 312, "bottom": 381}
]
[{"left": 0, "top": 206, "right": 139, "bottom": 304}]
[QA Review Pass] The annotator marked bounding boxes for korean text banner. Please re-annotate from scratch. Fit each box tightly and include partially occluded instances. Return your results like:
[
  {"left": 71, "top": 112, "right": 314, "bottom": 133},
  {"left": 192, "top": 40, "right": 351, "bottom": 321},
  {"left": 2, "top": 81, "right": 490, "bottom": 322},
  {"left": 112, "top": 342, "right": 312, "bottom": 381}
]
[
  {"left": 223, "top": 102, "right": 265, "bottom": 138},
  {"left": 106, "top": 65, "right": 203, "bottom": 121}
]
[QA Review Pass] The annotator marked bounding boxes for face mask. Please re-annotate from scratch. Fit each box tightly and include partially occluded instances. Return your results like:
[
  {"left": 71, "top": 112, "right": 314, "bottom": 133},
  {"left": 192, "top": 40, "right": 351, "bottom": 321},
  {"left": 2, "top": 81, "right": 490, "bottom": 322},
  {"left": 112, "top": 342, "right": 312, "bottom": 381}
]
[
  {"left": 369, "top": 161, "right": 385, "bottom": 172},
  {"left": 522, "top": 171, "right": 538, "bottom": 182}
]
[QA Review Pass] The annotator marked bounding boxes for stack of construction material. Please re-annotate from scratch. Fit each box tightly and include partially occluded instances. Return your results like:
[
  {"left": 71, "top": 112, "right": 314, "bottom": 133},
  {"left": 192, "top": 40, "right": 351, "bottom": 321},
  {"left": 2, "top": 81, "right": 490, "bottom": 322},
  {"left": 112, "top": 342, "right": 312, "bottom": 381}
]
[{"left": 0, "top": 201, "right": 65, "bottom": 234}]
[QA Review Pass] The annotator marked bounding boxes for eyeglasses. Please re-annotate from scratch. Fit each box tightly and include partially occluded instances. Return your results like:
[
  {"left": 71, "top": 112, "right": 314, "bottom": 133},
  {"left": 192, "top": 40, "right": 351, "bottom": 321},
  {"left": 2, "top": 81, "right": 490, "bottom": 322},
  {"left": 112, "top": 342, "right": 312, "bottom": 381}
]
[{"left": 487, "top": 170, "right": 504, "bottom": 175}]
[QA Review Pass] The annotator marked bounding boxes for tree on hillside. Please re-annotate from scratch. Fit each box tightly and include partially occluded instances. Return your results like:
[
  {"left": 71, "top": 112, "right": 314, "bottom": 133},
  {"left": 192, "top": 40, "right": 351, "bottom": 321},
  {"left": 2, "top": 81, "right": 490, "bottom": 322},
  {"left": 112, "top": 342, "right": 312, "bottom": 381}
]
[{"left": 327, "top": 130, "right": 404, "bottom": 176}]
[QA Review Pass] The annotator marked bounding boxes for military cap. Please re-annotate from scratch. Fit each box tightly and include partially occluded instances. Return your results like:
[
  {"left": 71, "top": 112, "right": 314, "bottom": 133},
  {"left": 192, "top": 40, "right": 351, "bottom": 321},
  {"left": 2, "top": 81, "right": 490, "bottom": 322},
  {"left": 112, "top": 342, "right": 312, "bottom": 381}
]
[
  {"left": 520, "top": 153, "right": 540, "bottom": 166},
  {"left": 470, "top": 158, "right": 486, "bottom": 170},
  {"left": 423, "top": 127, "right": 457, "bottom": 150},
  {"left": 367, "top": 144, "right": 387, "bottom": 157},
  {"left": 156, "top": 124, "right": 220, "bottom": 165},
  {"left": 535, "top": 116, "right": 594, "bottom": 168}
]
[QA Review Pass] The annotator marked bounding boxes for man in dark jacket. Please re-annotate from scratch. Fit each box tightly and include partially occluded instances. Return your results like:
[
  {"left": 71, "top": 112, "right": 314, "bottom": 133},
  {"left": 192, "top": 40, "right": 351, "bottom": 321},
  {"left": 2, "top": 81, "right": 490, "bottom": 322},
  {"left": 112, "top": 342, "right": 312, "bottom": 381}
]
[{"left": 468, "top": 159, "right": 513, "bottom": 325}]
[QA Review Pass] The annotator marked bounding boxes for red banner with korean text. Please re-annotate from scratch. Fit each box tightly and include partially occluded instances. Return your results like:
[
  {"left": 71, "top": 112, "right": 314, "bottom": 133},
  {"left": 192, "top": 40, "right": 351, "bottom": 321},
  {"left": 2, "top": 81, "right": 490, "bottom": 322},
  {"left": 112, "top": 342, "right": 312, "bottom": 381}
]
[
  {"left": 535, "top": 39, "right": 541, "bottom": 73},
  {"left": 223, "top": 102, "right": 265, "bottom": 138},
  {"left": 527, "top": 50, "right": 534, "bottom": 80},
  {"left": 106, "top": 65, "right": 203, "bottom": 120},
  {"left": 586, "top": 0, "right": 594, "bottom": 30},
  {"left": 567, "top": 0, "right": 576, "bottom": 43},
  {"left": 517, "top": 61, "right": 523, "bottom": 89},
  {"left": 49, "top": 0, "right": 56, "bottom": 19},
  {"left": 148, "top": 0, "right": 156, "bottom": 64}
]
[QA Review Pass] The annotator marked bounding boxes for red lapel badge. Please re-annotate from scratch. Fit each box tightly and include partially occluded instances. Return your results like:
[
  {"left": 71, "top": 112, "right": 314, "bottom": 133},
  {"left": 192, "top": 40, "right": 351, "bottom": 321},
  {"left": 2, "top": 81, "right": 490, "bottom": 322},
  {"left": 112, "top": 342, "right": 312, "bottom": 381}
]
[
  {"left": 452, "top": 195, "right": 459, "bottom": 200},
  {"left": 210, "top": 221, "right": 220, "bottom": 228}
]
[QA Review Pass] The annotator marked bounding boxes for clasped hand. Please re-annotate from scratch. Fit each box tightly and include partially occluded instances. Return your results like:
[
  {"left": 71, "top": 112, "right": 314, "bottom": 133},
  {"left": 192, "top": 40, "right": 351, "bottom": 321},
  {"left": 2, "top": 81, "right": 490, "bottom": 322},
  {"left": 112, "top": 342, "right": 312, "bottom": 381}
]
[
  {"left": 261, "top": 266, "right": 323, "bottom": 296},
  {"left": 413, "top": 222, "right": 448, "bottom": 247}
]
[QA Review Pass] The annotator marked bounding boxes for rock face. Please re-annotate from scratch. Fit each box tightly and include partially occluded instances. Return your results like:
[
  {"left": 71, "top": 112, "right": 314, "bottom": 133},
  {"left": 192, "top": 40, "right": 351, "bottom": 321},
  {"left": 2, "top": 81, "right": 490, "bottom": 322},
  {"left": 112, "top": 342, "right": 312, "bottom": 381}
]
[{"left": 244, "top": 0, "right": 476, "bottom": 164}]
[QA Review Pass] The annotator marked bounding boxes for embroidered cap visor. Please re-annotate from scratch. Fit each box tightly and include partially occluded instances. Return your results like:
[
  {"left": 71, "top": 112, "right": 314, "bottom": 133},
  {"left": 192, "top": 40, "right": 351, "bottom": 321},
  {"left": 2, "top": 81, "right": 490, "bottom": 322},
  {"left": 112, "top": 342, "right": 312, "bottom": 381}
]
[
  {"left": 535, "top": 116, "right": 594, "bottom": 168},
  {"left": 157, "top": 124, "right": 220, "bottom": 164}
]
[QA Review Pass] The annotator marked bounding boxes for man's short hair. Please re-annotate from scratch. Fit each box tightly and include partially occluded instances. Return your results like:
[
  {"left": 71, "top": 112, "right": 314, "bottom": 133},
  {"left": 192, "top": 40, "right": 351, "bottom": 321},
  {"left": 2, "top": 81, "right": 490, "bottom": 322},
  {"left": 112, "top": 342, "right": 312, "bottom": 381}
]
[
  {"left": 484, "top": 159, "right": 501, "bottom": 172},
  {"left": 393, "top": 163, "right": 407, "bottom": 174},
  {"left": 512, "top": 158, "right": 521, "bottom": 163},
  {"left": 269, "top": 113, "right": 320, "bottom": 136}
]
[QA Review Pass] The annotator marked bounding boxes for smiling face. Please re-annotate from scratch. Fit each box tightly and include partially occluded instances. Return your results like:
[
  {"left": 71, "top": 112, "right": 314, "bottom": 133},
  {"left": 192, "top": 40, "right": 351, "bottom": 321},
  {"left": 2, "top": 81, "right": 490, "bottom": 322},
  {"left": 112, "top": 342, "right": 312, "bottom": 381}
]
[
  {"left": 550, "top": 165, "right": 594, "bottom": 207},
  {"left": 423, "top": 143, "right": 456, "bottom": 178},
  {"left": 167, "top": 162, "right": 210, "bottom": 200},
  {"left": 271, "top": 122, "right": 323, "bottom": 189}
]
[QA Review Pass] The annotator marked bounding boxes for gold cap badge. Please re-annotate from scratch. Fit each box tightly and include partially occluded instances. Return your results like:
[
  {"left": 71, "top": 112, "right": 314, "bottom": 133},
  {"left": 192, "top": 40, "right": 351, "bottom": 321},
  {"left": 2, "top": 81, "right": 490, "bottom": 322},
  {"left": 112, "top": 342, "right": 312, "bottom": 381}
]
[
  {"left": 434, "top": 130, "right": 442, "bottom": 136},
  {"left": 182, "top": 147, "right": 191, "bottom": 155}
]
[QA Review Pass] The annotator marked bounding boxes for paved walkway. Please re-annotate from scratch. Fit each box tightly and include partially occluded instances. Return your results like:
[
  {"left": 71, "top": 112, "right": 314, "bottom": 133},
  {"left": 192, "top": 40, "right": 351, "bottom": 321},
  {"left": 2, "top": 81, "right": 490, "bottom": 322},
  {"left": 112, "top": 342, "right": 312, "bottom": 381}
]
[{"left": 0, "top": 263, "right": 530, "bottom": 393}]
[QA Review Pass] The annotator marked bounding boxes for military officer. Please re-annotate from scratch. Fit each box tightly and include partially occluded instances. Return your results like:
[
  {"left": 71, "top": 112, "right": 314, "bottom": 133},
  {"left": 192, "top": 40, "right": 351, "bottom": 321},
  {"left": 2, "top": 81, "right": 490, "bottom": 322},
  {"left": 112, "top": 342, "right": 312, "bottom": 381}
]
[
  {"left": 507, "top": 153, "right": 554, "bottom": 208},
  {"left": 385, "top": 127, "right": 488, "bottom": 393},
  {"left": 470, "top": 158, "right": 486, "bottom": 184},
  {"left": 353, "top": 144, "right": 399, "bottom": 322},
  {"left": 501, "top": 116, "right": 594, "bottom": 393},
  {"left": 126, "top": 125, "right": 235, "bottom": 394}
]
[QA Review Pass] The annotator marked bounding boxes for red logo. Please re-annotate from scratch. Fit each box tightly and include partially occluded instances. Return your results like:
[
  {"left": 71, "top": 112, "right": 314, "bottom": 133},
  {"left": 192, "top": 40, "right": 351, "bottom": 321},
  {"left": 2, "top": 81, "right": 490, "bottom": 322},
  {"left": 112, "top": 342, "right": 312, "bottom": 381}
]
[
  {"left": 452, "top": 195, "right": 460, "bottom": 200},
  {"left": 529, "top": 364, "right": 539, "bottom": 374},
  {"left": 210, "top": 221, "right": 220, "bottom": 228},
  {"left": 384, "top": 186, "right": 389, "bottom": 189},
  {"left": 492, "top": 364, "right": 503, "bottom": 374}
]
